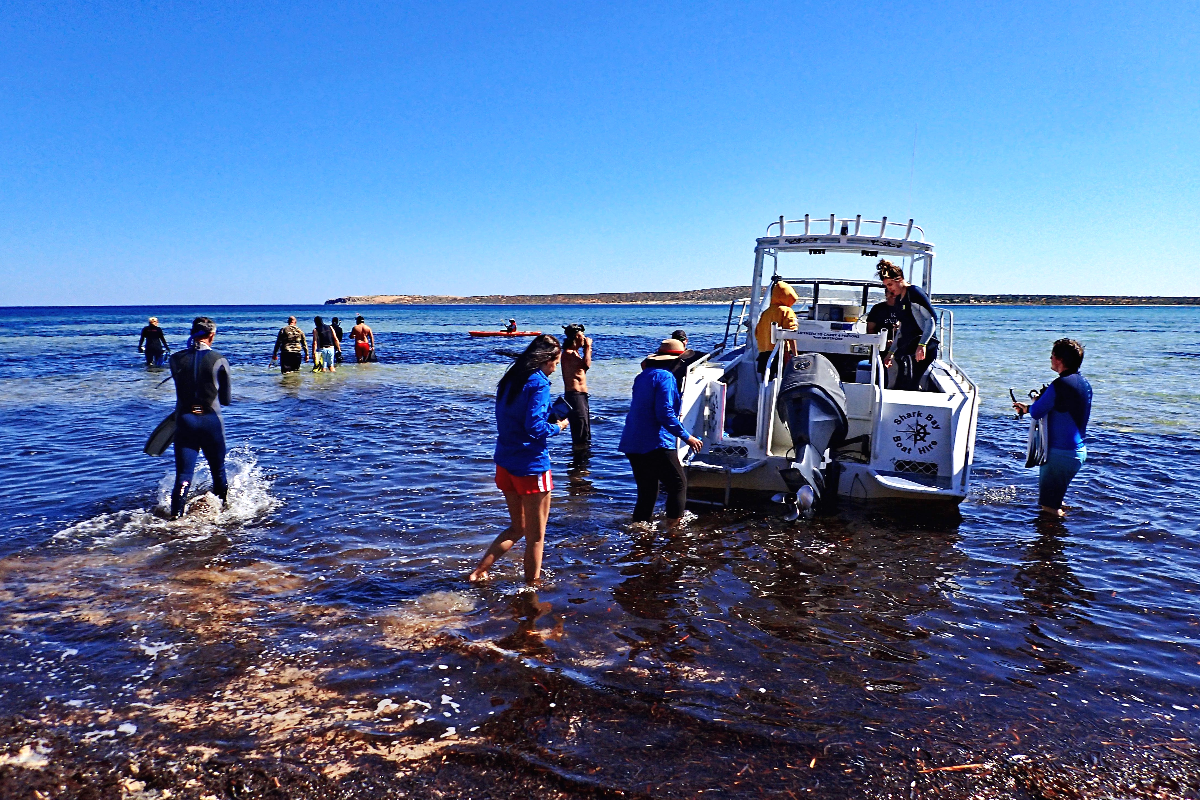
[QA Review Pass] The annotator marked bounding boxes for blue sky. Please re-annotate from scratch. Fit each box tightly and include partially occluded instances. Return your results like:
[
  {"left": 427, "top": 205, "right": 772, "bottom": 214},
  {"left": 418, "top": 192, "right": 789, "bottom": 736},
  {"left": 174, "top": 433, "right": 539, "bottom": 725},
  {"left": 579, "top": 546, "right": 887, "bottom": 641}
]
[{"left": 1, "top": 1, "right": 1197, "bottom": 305}]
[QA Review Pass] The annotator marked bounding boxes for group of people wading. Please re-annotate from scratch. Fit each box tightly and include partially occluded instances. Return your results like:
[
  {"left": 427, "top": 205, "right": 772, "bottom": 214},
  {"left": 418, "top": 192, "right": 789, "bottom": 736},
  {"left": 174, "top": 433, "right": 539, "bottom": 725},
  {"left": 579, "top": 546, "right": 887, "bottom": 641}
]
[
  {"left": 138, "top": 314, "right": 377, "bottom": 518},
  {"left": 148, "top": 273, "right": 1092, "bottom": 569},
  {"left": 270, "top": 315, "right": 377, "bottom": 372},
  {"left": 469, "top": 260, "right": 1093, "bottom": 585},
  {"left": 468, "top": 328, "right": 704, "bottom": 585}
]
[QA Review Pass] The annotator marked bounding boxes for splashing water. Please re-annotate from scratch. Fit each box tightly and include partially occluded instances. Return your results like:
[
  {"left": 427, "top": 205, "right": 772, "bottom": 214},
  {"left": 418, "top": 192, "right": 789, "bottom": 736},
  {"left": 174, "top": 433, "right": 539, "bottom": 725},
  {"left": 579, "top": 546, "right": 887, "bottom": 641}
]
[{"left": 53, "top": 445, "right": 278, "bottom": 548}]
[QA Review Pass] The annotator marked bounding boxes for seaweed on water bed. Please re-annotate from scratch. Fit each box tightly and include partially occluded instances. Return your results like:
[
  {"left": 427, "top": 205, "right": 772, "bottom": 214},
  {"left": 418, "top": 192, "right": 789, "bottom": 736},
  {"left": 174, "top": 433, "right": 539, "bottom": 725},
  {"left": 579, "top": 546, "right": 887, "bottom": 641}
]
[
  {"left": 0, "top": 715, "right": 587, "bottom": 800},
  {"left": 2, "top": 709, "right": 1198, "bottom": 800}
]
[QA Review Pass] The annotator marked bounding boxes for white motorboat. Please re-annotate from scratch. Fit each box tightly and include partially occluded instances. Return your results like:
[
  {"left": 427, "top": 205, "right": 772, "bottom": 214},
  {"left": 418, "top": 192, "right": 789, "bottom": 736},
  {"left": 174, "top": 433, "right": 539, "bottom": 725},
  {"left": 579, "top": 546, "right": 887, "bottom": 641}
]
[{"left": 677, "top": 214, "right": 980, "bottom": 513}]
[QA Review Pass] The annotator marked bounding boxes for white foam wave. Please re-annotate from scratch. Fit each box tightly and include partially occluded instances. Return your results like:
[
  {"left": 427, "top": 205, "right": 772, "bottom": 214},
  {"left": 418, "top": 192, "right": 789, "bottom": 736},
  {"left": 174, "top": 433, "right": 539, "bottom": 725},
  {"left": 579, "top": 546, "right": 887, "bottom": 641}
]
[{"left": 53, "top": 445, "right": 278, "bottom": 547}]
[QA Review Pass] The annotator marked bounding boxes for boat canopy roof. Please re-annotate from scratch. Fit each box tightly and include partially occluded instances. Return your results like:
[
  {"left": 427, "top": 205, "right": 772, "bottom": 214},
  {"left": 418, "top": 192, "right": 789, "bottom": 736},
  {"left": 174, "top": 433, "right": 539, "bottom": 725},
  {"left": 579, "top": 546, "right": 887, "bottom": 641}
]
[{"left": 756, "top": 214, "right": 933, "bottom": 258}]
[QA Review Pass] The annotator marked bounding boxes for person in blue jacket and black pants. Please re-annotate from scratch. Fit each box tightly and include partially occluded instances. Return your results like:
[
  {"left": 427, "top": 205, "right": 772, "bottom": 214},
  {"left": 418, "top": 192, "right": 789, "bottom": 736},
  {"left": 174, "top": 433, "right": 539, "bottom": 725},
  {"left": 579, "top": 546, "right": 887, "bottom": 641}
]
[
  {"left": 1013, "top": 338, "right": 1092, "bottom": 517},
  {"left": 619, "top": 339, "right": 704, "bottom": 525},
  {"left": 470, "top": 335, "right": 569, "bottom": 585}
]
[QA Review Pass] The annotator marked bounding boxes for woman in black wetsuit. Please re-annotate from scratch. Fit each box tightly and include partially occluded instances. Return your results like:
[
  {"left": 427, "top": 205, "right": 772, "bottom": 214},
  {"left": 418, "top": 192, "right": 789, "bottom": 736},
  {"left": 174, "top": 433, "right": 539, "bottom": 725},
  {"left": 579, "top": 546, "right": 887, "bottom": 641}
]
[
  {"left": 138, "top": 317, "right": 171, "bottom": 367},
  {"left": 876, "top": 260, "right": 938, "bottom": 391},
  {"left": 168, "top": 317, "right": 232, "bottom": 518}
]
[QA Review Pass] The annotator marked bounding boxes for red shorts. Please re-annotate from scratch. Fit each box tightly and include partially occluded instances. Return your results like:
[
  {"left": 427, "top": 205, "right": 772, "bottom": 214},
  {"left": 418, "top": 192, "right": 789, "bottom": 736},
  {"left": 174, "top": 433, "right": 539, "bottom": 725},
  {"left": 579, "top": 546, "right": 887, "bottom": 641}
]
[{"left": 495, "top": 465, "right": 553, "bottom": 495}]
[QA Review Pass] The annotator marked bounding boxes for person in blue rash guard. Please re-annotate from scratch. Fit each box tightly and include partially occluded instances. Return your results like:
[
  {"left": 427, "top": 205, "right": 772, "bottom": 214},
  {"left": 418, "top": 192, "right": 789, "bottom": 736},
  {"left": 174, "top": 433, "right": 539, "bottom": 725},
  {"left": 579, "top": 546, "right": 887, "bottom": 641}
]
[
  {"left": 469, "top": 335, "right": 570, "bottom": 586},
  {"left": 876, "top": 259, "right": 938, "bottom": 391},
  {"left": 618, "top": 339, "right": 704, "bottom": 525},
  {"left": 168, "top": 317, "right": 232, "bottom": 518},
  {"left": 1013, "top": 338, "right": 1092, "bottom": 517}
]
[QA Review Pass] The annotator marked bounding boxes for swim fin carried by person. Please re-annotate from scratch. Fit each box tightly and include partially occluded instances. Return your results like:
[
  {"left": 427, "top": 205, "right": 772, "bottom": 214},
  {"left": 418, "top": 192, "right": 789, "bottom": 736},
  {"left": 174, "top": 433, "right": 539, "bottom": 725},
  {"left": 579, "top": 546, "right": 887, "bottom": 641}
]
[{"left": 168, "top": 317, "right": 232, "bottom": 519}]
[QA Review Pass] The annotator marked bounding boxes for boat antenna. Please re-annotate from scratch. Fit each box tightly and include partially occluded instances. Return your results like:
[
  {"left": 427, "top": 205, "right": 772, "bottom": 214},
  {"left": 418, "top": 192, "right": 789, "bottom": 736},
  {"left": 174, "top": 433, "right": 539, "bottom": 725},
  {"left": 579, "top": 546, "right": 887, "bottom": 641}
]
[{"left": 907, "top": 124, "right": 918, "bottom": 221}]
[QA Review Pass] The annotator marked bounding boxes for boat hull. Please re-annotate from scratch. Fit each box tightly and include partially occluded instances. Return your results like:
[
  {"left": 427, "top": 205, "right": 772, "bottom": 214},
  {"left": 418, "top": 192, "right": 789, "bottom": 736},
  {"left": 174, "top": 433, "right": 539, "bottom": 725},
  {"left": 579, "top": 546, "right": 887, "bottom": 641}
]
[{"left": 687, "top": 456, "right": 967, "bottom": 508}]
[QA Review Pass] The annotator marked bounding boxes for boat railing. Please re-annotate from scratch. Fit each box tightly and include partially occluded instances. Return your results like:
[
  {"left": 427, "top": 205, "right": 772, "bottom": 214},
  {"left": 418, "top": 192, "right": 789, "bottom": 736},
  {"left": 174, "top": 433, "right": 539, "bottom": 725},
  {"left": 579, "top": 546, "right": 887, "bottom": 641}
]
[
  {"left": 935, "top": 306, "right": 955, "bottom": 363},
  {"left": 765, "top": 214, "right": 925, "bottom": 242},
  {"left": 721, "top": 297, "right": 752, "bottom": 351},
  {"left": 934, "top": 306, "right": 979, "bottom": 490}
]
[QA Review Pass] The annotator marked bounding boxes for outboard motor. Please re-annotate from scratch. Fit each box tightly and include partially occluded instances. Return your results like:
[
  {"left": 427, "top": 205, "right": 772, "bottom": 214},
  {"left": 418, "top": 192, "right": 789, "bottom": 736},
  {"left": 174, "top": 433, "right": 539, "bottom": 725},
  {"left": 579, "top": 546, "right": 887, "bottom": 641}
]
[{"left": 775, "top": 353, "right": 848, "bottom": 511}]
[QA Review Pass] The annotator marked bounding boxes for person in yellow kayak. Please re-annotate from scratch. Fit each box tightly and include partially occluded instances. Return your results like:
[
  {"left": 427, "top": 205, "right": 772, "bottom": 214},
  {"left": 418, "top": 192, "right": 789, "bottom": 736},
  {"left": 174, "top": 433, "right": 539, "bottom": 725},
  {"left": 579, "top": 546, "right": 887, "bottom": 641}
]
[{"left": 754, "top": 280, "right": 800, "bottom": 375}]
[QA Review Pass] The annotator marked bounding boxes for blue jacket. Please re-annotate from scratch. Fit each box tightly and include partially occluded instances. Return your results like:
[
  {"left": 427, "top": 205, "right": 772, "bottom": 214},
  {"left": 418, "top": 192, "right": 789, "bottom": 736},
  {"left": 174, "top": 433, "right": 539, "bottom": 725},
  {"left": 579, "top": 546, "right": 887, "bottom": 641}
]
[
  {"left": 618, "top": 367, "right": 692, "bottom": 455},
  {"left": 1030, "top": 372, "right": 1092, "bottom": 453},
  {"left": 494, "top": 370, "right": 561, "bottom": 476}
]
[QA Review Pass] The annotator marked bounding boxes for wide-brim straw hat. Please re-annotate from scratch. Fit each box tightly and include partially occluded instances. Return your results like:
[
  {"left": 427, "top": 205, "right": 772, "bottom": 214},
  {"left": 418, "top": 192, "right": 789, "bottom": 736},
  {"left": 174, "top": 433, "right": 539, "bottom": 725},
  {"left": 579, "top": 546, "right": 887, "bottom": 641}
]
[{"left": 645, "top": 338, "right": 687, "bottom": 362}]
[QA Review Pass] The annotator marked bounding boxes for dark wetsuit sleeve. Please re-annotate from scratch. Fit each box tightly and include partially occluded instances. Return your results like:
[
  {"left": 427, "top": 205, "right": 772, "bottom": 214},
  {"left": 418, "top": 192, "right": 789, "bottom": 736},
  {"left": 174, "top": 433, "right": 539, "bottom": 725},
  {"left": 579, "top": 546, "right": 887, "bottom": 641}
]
[
  {"left": 215, "top": 357, "right": 232, "bottom": 406},
  {"left": 138, "top": 329, "right": 147, "bottom": 350},
  {"left": 909, "top": 288, "right": 937, "bottom": 346}
]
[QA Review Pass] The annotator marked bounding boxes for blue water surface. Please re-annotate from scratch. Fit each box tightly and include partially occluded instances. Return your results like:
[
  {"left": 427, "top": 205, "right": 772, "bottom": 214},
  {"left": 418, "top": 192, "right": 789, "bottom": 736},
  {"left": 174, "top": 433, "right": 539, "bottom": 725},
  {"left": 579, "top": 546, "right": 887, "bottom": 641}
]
[{"left": 0, "top": 302, "right": 1196, "bottom": 795}]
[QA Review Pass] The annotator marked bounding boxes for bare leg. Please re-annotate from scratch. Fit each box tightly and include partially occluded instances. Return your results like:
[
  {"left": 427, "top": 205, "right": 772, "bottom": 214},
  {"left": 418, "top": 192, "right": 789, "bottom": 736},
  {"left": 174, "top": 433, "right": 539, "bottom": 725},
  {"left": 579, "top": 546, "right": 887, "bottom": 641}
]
[
  {"left": 469, "top": 491, "right": 526, "bottom": 582},
  {"left": 521, "top": 491, "right": 552, "bottom": 586}
]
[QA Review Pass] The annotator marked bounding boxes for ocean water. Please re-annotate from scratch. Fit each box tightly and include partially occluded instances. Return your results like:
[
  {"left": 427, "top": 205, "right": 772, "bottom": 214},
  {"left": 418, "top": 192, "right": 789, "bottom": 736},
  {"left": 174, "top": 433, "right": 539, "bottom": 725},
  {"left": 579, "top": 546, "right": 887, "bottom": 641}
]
[{"left": 1, "top": 303, "right": 1197, "bottom": 796}]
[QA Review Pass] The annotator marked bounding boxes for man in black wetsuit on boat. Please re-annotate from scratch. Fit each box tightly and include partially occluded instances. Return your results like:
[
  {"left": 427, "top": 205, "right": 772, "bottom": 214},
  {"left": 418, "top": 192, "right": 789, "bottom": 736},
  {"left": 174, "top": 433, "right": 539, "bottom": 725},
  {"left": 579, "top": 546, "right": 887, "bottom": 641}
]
[
  {"left": 875, "top": 259, "right": 938, "bottom": 391},
  {"left": 168, "top": 317, "right": 232, "bottom": 518},
  {"left": 138, "top": 317, "right": 171, "bottom": 367}
]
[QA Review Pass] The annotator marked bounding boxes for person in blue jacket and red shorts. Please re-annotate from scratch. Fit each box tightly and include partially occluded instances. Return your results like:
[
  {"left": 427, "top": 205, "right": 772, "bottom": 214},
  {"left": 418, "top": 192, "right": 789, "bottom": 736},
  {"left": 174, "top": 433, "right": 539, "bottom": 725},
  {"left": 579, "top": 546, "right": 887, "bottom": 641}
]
[{"left": 470, "top": 335, "right": 569, "bottom": 585}]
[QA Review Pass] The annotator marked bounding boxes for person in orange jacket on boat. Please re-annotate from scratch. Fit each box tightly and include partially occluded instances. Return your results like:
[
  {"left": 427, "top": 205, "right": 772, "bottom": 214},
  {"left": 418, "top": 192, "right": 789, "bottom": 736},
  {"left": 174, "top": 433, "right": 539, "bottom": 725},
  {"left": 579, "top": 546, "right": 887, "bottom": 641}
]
[
  {"left": 503, "top": 318, "right": 517, "bottom": 333},
  {"left": 754, "top": 280, "right": 800, "bottom": 375}
]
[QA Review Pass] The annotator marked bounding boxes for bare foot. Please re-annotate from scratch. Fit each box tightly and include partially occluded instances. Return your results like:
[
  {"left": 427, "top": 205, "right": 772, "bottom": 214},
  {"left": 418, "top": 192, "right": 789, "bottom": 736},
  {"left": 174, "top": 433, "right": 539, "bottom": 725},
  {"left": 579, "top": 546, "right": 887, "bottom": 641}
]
[
  {"left": 1039, "top": 506, "right": 1066, "bottom": 518},
  {"left": 468, "top": 569, "right": 489, "bottom": 583}
]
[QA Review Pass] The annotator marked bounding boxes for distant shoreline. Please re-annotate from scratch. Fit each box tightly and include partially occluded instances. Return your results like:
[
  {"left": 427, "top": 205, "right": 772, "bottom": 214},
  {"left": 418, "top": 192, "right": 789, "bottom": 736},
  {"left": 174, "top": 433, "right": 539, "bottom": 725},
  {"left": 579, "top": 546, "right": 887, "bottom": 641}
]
[{"left": 325, "top": 289, "right": 1200, "bottom": 307}]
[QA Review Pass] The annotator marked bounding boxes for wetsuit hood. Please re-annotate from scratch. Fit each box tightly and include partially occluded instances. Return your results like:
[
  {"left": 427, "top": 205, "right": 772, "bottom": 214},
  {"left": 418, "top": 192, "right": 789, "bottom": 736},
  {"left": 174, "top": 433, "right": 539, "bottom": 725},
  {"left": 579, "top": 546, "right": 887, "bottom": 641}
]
[{"left": 771, "top": 281, "right": 799, "bottom": 307}]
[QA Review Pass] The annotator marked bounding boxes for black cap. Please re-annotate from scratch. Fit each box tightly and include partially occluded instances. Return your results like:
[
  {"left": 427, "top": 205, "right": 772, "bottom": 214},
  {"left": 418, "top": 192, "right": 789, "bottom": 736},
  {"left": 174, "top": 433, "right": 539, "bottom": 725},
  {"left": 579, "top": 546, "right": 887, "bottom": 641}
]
[{"left": 671, "top": 329, "right": 687, "bottom": 343}]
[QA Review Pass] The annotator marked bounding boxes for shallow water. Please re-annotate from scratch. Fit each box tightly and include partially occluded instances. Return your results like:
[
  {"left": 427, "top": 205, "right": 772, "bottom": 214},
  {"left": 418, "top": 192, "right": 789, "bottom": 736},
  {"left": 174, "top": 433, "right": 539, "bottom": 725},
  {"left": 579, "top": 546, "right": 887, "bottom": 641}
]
[{"left": 1, "top": 303, "right": 1198, "bottom": 795}]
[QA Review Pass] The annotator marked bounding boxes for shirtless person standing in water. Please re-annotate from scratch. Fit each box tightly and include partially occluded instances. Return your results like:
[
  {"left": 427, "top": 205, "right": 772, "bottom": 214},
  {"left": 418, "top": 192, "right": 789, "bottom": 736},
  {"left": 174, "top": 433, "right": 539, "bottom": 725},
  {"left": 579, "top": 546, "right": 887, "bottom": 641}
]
[
  {"left": 350, "top": 315, "right": 375, "bottom": 363},
  {"left": 560, "top": 325, "right": 593, "bottom": 452}
]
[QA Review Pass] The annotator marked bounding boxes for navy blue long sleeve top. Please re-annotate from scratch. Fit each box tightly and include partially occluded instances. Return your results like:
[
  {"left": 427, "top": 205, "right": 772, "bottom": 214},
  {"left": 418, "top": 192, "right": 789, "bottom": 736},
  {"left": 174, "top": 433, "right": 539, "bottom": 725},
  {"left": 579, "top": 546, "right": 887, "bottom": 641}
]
[
  {"left": 618, "top": 367, "right": 692, "bottom": 454},
  {"left": 1030, "top": 372, "right": 1092, "bottom": 453}
]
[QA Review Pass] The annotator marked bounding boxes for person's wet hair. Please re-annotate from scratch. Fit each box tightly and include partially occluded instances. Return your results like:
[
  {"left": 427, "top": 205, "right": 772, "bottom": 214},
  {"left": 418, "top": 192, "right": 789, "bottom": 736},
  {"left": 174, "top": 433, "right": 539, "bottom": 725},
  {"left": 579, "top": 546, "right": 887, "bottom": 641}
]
[
  {"left": 497, "top": 334, "right": 561, "bottom": 402},
  {"left": 314, "top": 316, "right": 324, "bottom": 326},
  {"left": 356, "top": 315, "right": 364, "bottom": 323},
  {"left": 191, "top": 317, "right": 216, "bottom": 338},
  {"left": 1052, "top": 338, "right": 1084, "bottom": 372},
  {"left": 671, "top": 329, "right": 687, "bottom": 344},
  {"left": 875, "top": 259, "right": 904, "bottom": 281}
]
